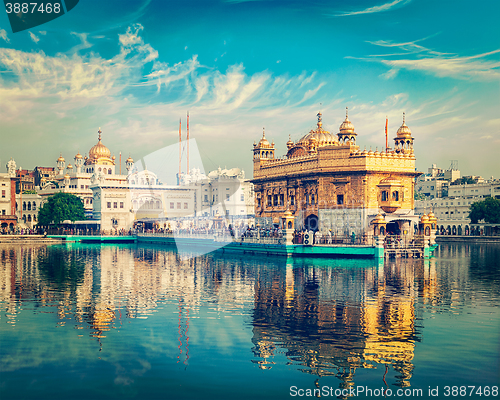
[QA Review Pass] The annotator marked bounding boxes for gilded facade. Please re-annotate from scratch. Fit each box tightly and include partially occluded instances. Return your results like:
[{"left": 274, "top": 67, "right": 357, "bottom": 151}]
[{"left": 252, "top": 110, "right": 422, "bottom": 236}]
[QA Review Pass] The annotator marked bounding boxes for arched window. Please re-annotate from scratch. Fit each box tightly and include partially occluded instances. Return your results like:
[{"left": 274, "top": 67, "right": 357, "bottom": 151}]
[
  {"left": 108, "top": 169, "right": 112, "bottom": 175},
  {"left": 33, "top": 215, "right": 36, "bottom": 222},
  {"left": 27, "top": 202, "right": 31, "bottom": 211},
  {"left": 392, "top": 191, "right": 399, "bottom": 201},
  {"left": 27, "top": 214, "right": 31, "bottom": 222},
  {"left": 32, "top": 201, "right": 36, "bottom": 210},
  {"left": 98, "top": 168, "right": 102, "bottom": 172},
  {"left": 156, "top": 201, "right": 161, "bottom": 208},
  {"left": 23, "top": 202, "right": 26, "bottom": 211},
  {"left": 381, "top": 191, "right": 388, "bottom": 202}
]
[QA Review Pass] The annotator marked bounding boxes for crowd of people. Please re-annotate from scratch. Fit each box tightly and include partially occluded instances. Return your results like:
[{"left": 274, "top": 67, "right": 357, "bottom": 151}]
[{"left": 1, "top": 226, "right": 44, "bottom": 235}]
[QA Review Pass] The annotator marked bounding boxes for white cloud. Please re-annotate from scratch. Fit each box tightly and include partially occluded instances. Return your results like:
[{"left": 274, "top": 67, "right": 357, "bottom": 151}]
[
  {"left": 29, "top": 32, "right": 40, "bottom": 44},
  {"left": 0, "top": 29, "right": 9, "bottom": 42},
  {"left": 350, "top": 40, "right": 500, "bottom": 81},
  {"left": 332, "top": 0, "right": 411, "bottom": 17},
  {"left": 118, "top": 23, "right": 158, "bottom": 63}
]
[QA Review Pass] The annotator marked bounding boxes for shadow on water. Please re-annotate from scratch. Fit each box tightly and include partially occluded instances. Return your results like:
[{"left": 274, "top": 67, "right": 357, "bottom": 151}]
[{"left": 37, "top": 245, "right": 87, "bottom": 290}]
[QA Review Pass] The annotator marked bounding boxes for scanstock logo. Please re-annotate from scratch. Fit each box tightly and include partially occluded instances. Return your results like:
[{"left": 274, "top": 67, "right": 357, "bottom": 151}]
[
  {"left": 128, "top": 139, "right": 241, "bottom": 260},
  {"left": 3, "top": 0, "right": 79, "bottom": 33}
]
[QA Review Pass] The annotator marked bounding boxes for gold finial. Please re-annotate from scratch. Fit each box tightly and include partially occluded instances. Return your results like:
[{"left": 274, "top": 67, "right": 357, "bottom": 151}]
[
  {"left": 317, "top": 111, "right": 322, "bottom": 128},
  {"left": 98, "top": 127, "right": 102, "bottom": 141},
  {"left": 346, "top": 107, "right": 349, "bottom": 119},
  {"left": 402, "top": 112, "right": 406, "bottom": 124},
  {"left": 262, "top": 127, "right": 265, "bottom": 138}
]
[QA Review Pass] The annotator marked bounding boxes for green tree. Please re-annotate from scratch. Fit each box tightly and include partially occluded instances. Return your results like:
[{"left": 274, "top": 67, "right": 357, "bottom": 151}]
[
  {"left": 414, "top": 192, "right": 426, "bottom": 200},
  {"left": 468, "top": 197, "right": 500, "bottom": 224},
  {"left": 451, "top": 176, "right": 477, "bottom": 185},
  {"left": 38, "top": 192, "right": 86, "bottom": 226}
]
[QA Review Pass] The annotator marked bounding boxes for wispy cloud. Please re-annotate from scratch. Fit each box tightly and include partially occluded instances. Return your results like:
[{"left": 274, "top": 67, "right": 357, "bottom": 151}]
[
  {"left": 0, "top": 29, "right": 9, "bottom": 42},
  {"left": 332, "top": 0, "right": 411, "bottom": 17},
  {"left": 29, "top": 32, "right": 40, "bottom": 44},
  {"left": 349, "top": 39, "right": 500, "bottom": 81},
  {"left": 0, "top": 23, "right": 164, "bottom": 105}
]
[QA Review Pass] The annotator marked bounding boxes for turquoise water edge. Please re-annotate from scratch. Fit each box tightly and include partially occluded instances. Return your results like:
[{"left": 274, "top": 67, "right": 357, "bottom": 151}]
[{"left": 0, "top": 242, "right": 499, "bottom": 399}]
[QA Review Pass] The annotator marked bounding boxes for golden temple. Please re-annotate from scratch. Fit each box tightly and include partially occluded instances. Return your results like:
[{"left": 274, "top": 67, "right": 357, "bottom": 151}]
[{"left": 252, "top": 109, "right": 422, "bottom": 237}]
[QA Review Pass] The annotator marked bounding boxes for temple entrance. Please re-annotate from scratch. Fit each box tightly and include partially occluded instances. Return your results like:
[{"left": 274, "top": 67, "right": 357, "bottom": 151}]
[
  {"left": 304, "top": 214, "right": 318, "bottom": 231},
  {"left": 386, "top": 221, "right": 401, "bottom": 235}
]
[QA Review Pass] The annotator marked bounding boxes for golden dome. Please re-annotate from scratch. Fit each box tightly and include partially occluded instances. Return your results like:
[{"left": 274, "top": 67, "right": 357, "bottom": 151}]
[
  {"left": 67, "top": 164, "right": 73, "bottom": 169},
  {"left": 257, "top": 128, "right": 272, "bottom": 148},
  {"left": 339, "top": 108, "right": 355, "bottom": 134},
  {"left": 396, "top": 112, "right": 412, "bottom": 138},
  {"left": 89, "top": 128, "right": 112, "bottom": 160},
  {"left": 372, "top": 213, "right": 385, "bottom": 223},
  {"left": 57, "top": 154, "right": 65, "bottom": 162},
  {"left": 64, "top": 173, "right": 70, "bottom": 180},
  {"left": 286, "top": 135, "right": 294, "bottom": 149},
  {"left": 126, "top": 156, "right": 134, "bottom": 163},
  {"left": 428, "top": 211, "right": 436, "bottom": 220},
  {"left": 75, "top": 152, "right": 83, "bottom": 159},
  {"left": 298, "top": 112, "right": 338, "bottom": 147},
  {"left": 420, "top": 214, "right": 429, "bottom": 223}
]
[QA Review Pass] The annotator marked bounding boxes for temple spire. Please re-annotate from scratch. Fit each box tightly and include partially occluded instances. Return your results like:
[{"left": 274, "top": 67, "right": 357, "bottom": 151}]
[
  {"left": 98, "top": 127, "right": 102, "bottom": 141},
  {"left": 317, "top": 111, "right": 322, "bottom": 128}
]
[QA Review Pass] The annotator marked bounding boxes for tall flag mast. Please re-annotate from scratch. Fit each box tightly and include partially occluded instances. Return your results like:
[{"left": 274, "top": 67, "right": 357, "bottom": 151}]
[
  {"left": 385, "top": 116, "right": 388, "bottom": 152},
  {"left": 179, "top": 118, "right": 182, "bottom": 181},
  {"left": 187, "top": 111, "right": 190, "bottom": 173}
]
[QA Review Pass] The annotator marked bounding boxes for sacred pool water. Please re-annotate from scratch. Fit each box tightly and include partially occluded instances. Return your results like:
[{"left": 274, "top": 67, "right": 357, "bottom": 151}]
[{"left": 0, "top": 243, "right": 499, "bottom": 399}]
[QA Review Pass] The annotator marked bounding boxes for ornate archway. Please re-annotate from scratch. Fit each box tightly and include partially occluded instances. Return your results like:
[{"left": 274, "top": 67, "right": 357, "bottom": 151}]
[{"left": 304, "top": 214, "right": 318, "bottom": 232}]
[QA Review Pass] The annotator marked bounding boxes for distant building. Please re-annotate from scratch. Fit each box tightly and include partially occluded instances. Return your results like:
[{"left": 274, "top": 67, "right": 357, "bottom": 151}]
[
  {"left": 92, "top": 168, "right": 197, "bottom": 231},
  {"left": 38, "top": 128, "right": 130, "bottom": 218},
  {"left": 179, "top": 166, "right": 254, "bottom": 223},
  {"left": 415, "top": 163, "right": 462, "bottom": 199},
  {"left": 415, "top": 179, "right": 500, "bottom": 235},
  {"left": 15, "top": 192, "right": 42, "bottom": 229},
  {"left": 0, "top": 159, "right": 17, "bottom": 231},
  {"left": 15, "top": 168, "right": 36, "bottom": 193},
  {"left": 33, "top": 166, "right": 57, "bottom": 187}
]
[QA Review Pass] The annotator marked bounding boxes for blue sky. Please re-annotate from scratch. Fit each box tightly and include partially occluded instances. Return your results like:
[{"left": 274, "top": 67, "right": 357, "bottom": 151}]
[{"left": 0, "top": 0, "right": 499, "bottom": 178}]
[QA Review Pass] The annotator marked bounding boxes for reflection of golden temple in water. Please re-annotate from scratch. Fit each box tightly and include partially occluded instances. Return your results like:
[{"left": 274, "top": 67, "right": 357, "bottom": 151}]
[{"left": 250, "top": 258, "right": 440, "bottom": 389}]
